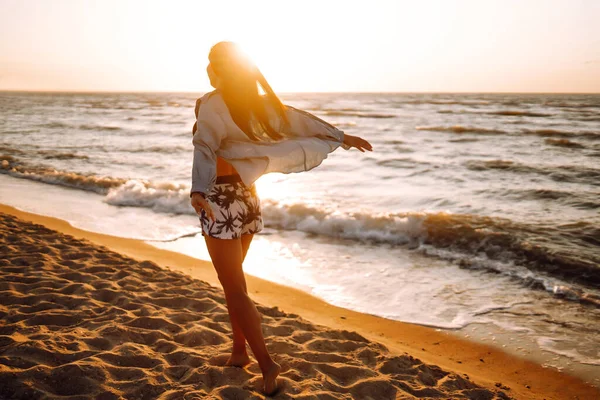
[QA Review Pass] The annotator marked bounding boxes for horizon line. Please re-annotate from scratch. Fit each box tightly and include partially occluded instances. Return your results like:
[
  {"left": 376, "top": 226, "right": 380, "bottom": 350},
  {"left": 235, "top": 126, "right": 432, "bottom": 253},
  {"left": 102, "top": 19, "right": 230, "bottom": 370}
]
[{"left": 1, "top": 89, "right": 599, "bottom": 96}]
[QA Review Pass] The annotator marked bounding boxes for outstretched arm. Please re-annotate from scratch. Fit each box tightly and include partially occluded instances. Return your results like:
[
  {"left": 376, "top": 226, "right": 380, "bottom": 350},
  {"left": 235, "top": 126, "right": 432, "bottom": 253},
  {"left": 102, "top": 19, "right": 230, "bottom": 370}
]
[
  {"left": 342, "top": 133, "right": 373, "bottom": 152},
  {"left": 282, "top": 106, "right": 346, "bottom": 145},
  {"left": 282, "top": 106, "right": 372, "bottom": 152}
]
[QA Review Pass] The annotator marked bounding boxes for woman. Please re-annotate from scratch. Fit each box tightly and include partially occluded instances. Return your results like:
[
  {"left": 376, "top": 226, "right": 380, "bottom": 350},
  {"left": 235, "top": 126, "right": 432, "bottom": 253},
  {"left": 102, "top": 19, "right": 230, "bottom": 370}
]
[{"left": 189, "top": 41, "right": 372, "bottom": 395}]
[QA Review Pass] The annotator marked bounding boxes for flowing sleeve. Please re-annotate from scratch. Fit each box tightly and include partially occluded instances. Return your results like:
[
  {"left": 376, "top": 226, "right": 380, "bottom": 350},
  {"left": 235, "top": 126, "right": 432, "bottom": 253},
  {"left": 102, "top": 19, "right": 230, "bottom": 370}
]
[
  {"left": 282, "top": 105, "right": 351, "bottom": 150},
  {"left": 190, "top": 100, "right": 226, "bottom": 195},
  {"left": 191, "top": 97, "right": 202, "bottom": 135}
]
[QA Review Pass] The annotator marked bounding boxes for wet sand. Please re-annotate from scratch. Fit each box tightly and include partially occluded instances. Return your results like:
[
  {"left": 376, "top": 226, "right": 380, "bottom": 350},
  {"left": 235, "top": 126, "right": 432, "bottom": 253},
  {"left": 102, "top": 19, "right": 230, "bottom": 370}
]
[{"left": 1, "top": 204, "right": 598, "bottom": 399}]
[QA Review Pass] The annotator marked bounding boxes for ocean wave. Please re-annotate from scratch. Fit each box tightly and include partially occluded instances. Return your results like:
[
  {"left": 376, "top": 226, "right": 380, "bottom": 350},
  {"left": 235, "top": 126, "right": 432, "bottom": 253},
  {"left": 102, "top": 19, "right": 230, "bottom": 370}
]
[
  {"left": 329, "top": 121, "right": 357, "bottom": 127},
  {"left": 502, "top": 188, "right": 600, "bottom": 210},
  {"left": 322, "top": 110, "right": 396, "bottom": 119},
  {"left": 78, "top": 124, "right": 122, "bottom": 131},
  {"left": 523, "top": 129, "right": 599, "bottom": 140},
  {"left": 465, "top": 159, "right": 600, "bottom": 186},
  {"left": 103, "top": 187, "right": 600, "bottom": 295},
  {"left": 488, "top": 110, "right": 553, "bottom": 117},
  {"left": 1, "top": 145, "right": 97, "bottom": 160},
  {"left": 306, "top": 106, "right": 359, "bottom": 112},
  {"left": 419, "top": 216, "right": 600, "bottom": 305},
  {"left": 576, "top": 115, "right": 600, "bottom": 122},
  {"left": 382, "top": 139, "right": 406, "bottom": 145},
  {"left": 0, "top": 145, "right": 26, "bottom": 156},
  {"left": 84, "top": 101, "right": 116, "bottom": 109},
  {"left": 375, "top": 157, "right": 428, "bottom": 168},
  {"left": 1, "top": 129, "right": 40, "bottom": 135},
  {"left": 41, "top": 121, "right": 123, "bottom": 132},
  {"left": 0, "top": 156, "right": 196, "bottom": 211},
  {"left": 544, "top": 138, "right": 585, "bottom": 148},
  {"left": 3, "top": 158, "right": 598, "bottom": 300},
  {"left": 260, "top": 202, "right": 600, "bottom": 296},
  {"left": 449, "top": 137, "right": 480, "bottom": 143},
  {"left": 103, "top": 180, "right": 192, "bottom": 213},
  {"left": 416, "top": 125, "right": 507, "bottom": 135},
  {"left": 43, "top": 121, "right": 71, "bottom": 129},
  {"left": 120, "top": 145, "right": 188, "bottom": 154},
  {"left": 26, "top": 166, "right": 594, "bottom": 292},
  {"left": 0, "top": 157, "right": 125, "bottom": 194},
  {"left": 146, "top": 99, "right": 164, "bottom": 107},
  {"left": 403, "top": 99, "right": 491, "bottom": 106},
  {"left": 465, "top": 159, "right": 532, "bottom": 172},
  {"left": 542, "top": 101, "right": 600, "bottom": 109},
  {"left": 37, "top": 150, "right": 90, "bottom": 160}
]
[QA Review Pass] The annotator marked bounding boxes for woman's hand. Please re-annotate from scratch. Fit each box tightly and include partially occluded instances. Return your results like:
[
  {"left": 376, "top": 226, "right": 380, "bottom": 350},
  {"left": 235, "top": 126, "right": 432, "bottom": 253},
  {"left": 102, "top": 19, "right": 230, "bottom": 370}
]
[
  {"left": 190, "top": 193, "right": 216, "bottom": 221},
  {"left": 343, "top": 134, "right": 373, "bottom": 152}
]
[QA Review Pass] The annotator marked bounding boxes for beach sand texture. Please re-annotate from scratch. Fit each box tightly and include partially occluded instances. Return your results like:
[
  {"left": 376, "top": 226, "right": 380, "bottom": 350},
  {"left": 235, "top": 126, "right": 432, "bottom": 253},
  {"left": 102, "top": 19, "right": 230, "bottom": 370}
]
[
  {"left": 0, "top": 207, "right": 598, "bottom": 400},
  {"left": 0, "top": 211, "right": 508, "bottom": 399}
]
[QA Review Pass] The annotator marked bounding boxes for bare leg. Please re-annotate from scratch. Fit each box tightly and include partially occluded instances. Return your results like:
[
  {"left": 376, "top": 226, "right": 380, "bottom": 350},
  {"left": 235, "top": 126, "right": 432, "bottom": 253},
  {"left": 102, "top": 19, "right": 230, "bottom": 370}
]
[
  {"left": 241, "top": 233, "right": 254, "bottom": 262},
  {"left": 220, "top": 234, "right": 254, "bottom": 367},
  {"left": 204, "top": 235, "right": 280, "bottom": 395}
]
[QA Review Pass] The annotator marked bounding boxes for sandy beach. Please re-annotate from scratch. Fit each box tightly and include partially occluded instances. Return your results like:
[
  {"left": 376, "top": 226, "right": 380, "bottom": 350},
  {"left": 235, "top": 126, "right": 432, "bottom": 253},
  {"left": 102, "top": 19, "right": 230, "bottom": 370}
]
[{"left": 0, "top": 203, "right": 598, "bottom": 400}]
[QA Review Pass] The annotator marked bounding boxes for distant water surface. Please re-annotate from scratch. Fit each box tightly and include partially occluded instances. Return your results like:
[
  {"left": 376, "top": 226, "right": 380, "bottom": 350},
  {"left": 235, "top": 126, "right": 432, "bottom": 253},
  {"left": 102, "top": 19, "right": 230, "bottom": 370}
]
[{"left": 1, "top": 91, "right": 599, "bottom": 385}]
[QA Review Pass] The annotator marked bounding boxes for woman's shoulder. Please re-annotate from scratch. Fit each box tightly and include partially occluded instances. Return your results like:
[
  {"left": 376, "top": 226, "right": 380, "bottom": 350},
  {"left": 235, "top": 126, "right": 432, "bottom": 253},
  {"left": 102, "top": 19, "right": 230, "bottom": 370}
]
[
  {"left": 197, "top": 90, "right": 228, "bottom": 117},
  {"left": 198, "top": 90, "right": 218, "bottom": 103},
  {"left": 198, "top": 90, "right": 225, "bottom": 108}
]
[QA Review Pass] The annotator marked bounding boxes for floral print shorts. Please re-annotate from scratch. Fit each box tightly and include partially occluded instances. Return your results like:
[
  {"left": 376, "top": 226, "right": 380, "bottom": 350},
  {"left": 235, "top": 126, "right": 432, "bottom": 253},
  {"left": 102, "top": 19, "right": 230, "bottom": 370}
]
[{"left": 199, "top": 176, "right": 263, "bottom": 240}]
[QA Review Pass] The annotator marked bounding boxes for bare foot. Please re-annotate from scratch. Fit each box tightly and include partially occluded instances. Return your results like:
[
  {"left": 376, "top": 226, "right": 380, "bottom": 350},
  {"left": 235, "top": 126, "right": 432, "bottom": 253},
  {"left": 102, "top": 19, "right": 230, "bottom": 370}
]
[
  {"left": 225, "top": 352, "right": 251, "bottom": 367},
  {"left": 262, "top": 361, "right": 281, "bottom": 396}
]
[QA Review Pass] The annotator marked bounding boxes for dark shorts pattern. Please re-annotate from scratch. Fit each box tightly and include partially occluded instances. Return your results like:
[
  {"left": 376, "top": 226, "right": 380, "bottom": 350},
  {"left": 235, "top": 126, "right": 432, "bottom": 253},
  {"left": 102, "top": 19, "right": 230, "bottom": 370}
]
[{"left": 199, "top": 178, "right": 263, "bottom": 240}]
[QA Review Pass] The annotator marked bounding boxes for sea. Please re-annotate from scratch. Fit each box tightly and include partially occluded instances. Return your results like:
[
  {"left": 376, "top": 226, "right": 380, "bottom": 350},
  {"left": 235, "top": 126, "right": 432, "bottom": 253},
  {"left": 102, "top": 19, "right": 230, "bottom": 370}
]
[{"left": 1, "top": 91, "right": 599, "bottom": 386}]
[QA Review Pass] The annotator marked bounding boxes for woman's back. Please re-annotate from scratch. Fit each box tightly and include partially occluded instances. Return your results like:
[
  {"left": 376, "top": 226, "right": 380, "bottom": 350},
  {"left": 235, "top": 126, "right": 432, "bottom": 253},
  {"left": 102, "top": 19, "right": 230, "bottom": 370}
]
[{"left": 216, "top": 156, "right": 238, "bottom": 176}]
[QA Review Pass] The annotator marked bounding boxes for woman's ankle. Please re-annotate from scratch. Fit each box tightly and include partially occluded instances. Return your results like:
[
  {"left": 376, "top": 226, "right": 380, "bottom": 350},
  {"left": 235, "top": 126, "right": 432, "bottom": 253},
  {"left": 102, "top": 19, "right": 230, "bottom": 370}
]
[
  {"left": 259, "top": 357, "right": 279, "bottom": 374},
  {"left": 225, "top": 352, "right": 251, "bottom": 367},
  {"left": 231, "top": 343, "right": 247, "bottom": 355},
  {"left": 261, "top": 361, "right": 281, "bottom": 395}
]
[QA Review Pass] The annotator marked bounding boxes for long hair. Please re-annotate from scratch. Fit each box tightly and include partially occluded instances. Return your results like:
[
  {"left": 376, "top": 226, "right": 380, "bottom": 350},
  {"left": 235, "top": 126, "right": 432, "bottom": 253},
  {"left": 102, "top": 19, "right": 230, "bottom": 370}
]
[{"left": 209, "top": 42, "right": 288, "bottom": 141}]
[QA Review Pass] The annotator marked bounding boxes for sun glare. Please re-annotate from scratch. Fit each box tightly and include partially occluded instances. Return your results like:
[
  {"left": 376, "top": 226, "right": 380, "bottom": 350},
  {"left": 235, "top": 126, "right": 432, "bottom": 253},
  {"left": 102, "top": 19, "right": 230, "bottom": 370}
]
[
  {"left": 254, "top": 173, "right": 291, "bottom": 202},
  {"left": 0, "top": 0, "right": 598, "bottom": 92}
]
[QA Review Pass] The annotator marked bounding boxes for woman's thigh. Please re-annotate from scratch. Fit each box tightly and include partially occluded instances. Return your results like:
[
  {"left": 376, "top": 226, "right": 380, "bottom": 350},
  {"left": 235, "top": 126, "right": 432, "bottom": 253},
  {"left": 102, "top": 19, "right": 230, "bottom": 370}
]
[
  {"left": 241, "top": 233, "right": 254, "bottom": 262},
  {"left": 204, "top": 236, "right": 246, "bottom": 290}
]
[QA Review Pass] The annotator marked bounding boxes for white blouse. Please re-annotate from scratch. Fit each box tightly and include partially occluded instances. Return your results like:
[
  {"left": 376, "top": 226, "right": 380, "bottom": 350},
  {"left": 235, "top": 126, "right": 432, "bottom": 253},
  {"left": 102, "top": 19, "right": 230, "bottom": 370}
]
[{"left": 191, "top": 90, "right": 349, "bottom": 195}]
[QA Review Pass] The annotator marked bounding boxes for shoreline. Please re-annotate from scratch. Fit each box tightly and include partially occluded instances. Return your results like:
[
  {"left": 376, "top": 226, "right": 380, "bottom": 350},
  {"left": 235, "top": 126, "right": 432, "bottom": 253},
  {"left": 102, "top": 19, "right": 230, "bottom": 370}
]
[{"left": 1, "top": 203, "right": 598, "bottom": 399}]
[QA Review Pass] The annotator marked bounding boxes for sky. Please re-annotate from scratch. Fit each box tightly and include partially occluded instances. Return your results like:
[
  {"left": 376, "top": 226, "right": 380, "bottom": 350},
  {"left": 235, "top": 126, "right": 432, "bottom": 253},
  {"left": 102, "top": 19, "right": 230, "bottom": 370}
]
[{"left": 0, "top": 0, "right": 598, "bottom": 93}]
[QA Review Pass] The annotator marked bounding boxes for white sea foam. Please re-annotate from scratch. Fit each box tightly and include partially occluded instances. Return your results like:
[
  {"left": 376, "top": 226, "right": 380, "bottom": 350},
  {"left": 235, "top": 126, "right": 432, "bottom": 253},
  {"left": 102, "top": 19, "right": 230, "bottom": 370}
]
[
  {"left": 101, "top": 182, "right": 429, "bottom": 246},
  {"left": 537, "top": 337, "right": 600, "bottom": 366},
  {"left": 261, "top": 200, "right": 426, "bottom": 245},
  {"left": 104, "top": 179, "right": 192, "bottom": 214},
  {"left": 97, "top": 181, "right": 600, "bottom": 307}
]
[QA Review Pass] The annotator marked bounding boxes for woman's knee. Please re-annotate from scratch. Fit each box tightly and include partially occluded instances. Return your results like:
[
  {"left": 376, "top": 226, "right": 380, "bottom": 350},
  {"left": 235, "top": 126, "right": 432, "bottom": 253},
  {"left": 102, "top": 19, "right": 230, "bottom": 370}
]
[
  {"left": 224, "top": 289, "right": 250, "bottom": 309},
  {"left": 218, "top": 275, "right": 247, "bottom": 296}
]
